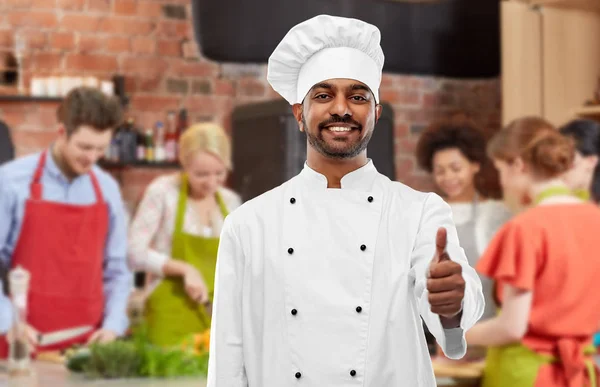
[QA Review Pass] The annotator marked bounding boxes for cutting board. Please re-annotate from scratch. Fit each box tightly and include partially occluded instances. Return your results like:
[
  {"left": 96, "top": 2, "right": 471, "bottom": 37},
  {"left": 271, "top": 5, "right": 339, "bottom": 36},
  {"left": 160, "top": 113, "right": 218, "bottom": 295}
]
[{"left": 36, "top": 351, "right": 65, "bottom": 364}]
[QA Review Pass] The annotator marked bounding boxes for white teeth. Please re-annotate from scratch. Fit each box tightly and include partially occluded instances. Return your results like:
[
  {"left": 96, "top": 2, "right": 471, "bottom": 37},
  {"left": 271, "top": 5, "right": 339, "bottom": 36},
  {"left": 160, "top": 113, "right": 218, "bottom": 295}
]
[{"left": 327, "top": 126, "right": 352, "bottom": 132}]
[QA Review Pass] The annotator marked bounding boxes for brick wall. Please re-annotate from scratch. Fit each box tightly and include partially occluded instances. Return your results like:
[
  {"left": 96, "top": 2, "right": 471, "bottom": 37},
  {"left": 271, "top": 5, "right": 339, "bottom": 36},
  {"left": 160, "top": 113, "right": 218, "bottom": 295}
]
[{"left": 0, "top": 0, "right": 501, "bottom": 208}]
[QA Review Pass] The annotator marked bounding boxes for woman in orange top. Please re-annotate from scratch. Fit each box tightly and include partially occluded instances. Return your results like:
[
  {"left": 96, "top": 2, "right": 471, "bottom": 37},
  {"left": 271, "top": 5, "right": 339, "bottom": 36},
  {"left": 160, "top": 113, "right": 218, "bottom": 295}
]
[{"left": 466, "top": 116, "right": 600, "bottom": 387}]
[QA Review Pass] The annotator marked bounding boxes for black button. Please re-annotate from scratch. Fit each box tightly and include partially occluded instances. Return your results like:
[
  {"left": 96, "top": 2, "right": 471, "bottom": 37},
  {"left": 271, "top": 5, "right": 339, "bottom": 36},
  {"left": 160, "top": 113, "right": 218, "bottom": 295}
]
[
  {"left": 356, "top": 306, "right": 362, "bottom": 313},
  {"left": 350, "top": 370, "right": 357, "bottom": 377},
  {"left": 360, "top": 244, "right": 366, "bottom": 251},
  {"left": 295, "top": 372, "right": 302, "bottom": 379},
  {"left": 291, "top": 309, "right": 297, "bottom": 315},
  {"left": 290, "top": 197, "right": 296, "bottom": 204},
  {"left": 288, "top": 248, "right": 294, "bottom": 254},
  {"left": 367, "top": 196, "right": 373, "bottom": 202}
]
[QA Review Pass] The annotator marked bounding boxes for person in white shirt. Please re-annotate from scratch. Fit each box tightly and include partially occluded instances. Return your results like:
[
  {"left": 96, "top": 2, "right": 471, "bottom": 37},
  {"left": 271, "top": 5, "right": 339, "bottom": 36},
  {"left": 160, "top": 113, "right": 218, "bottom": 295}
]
[
  {"left": 207, "top": 15, "right": 485, "bottom": 387},
  {"left": 416, "top": 114, "right": 512, "bottom": 322},
  {"left": 127, "top": 123, "right": 241, "bottom": 346}
]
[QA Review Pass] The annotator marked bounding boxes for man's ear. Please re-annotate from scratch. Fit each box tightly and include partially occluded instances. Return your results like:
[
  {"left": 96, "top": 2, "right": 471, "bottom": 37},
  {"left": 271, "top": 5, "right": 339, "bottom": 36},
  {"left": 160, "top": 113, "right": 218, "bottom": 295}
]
[
  {"left": 292, "top": 103, "right": 304, "bottom": 132},
  {"left": 375, "top": 104, "right": 382, "bottom": 124}
]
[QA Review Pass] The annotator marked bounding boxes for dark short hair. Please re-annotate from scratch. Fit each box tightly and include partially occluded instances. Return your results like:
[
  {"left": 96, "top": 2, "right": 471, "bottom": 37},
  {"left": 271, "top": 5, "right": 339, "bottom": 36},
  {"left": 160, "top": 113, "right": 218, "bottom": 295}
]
[
  {"left": 560, "top": 119, "right": 600, "bottom": 202},
  {"left": 416, "top": 114, "right": 487, "bottom": 173},
  {"left": 57, "top": 86, "right": 123, "bottom": 136}
]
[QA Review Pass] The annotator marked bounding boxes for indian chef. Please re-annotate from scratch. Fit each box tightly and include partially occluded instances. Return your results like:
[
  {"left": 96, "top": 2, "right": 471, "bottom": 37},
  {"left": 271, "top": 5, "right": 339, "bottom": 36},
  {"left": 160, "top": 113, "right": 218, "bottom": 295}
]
[{"left": 207, "top": 14, "right": 485, "bottom": 386}]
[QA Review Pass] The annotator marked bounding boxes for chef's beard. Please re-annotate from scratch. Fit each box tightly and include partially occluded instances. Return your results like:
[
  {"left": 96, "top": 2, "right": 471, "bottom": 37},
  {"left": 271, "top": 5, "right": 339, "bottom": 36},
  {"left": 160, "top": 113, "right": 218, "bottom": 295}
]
[{"left": 302, "top": 115, "right": 374, "bottom": 159}]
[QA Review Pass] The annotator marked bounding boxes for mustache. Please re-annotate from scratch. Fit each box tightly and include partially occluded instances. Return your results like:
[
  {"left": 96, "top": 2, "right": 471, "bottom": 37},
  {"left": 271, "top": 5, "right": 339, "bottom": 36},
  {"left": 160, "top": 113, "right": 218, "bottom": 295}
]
[{"left": 317, "top": 116, "right": 362, "bottom": 130}]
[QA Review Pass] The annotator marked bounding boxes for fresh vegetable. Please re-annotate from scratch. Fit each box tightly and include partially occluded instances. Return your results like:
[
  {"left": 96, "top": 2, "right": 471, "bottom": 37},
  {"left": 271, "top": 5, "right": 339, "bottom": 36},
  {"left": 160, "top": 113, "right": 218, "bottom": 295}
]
[{"left": 65, "top": 325, "right": 210, "bottom": 379}]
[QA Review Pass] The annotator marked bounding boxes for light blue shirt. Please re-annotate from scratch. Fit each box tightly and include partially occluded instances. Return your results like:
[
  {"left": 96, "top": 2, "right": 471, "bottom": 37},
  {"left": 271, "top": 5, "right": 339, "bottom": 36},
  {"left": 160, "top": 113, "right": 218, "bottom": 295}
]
[{"left": 0, "top": 149, "right": 132, "bottom": 335}]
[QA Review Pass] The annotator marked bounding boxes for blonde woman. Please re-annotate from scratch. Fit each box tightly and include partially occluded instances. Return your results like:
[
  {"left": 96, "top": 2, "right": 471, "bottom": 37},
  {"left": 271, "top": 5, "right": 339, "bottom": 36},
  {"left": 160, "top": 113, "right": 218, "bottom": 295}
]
[{"left": 128, "top": 123, "right": 241, "bottom": 346}]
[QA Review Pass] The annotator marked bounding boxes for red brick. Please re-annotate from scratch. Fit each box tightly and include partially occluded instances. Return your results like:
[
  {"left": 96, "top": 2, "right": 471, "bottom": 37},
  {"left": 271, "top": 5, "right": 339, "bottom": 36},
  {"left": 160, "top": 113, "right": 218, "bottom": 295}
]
[
  {"left": 50, "top": 32, "right": 76, "bottom": 51},
  {"left": 61, "top": 14, "right": 102, "bottom": 32},
  {"left": 395, "top": 157, "right": 416, "bottom": 180},
  {"left": 35, "top": 106, "right": 60, "bottom": 127},
  {"left": 157, "top": 21, "right": 191, "bottom": 39},
  {"left": 123, "top": 76, "right": 136, "bottom": 94},
  {"left": 106, "top": 37, "right": 131, "bottom": 53},
  {"left": 87, "top": 0, "right": 111, "bottom": 12},
  {"left": 129, "top": 37, "right": 155, "bottom": 54},
  {"left": 32, "top": 0, "right": 56, "bottom": 8},
  {"left": 237, "top": 78, "right": 266, "bottom": 97},
  {"left": 65, "top": 54, "right": 118, "bottom": 72},
  {"left": 398, "top": 138, "right": 417, "bottom": 153},
  {"left": 136, "top": 76, "right": 164, "bottom": 92},
  {"left": 11, "top": 131, "right": 59, "bottom": 153},
  {"left": 122, "top": 57, "right": 168, "bottom": 78},
  {"left": 422, "top": 92, "right": 457, "bottom": 108},
  {"left": 0, "top": 30, "right": 13, "bottom": 48},
  {"left": 214, "top": 79, "right": 234, "bottom": 97},
  {"left": 100, "top": 18, "right": 155, "bottom": 36},
  {"left": 2, "top": 0, "right": 32, "bottom": 8},
  {"left": 170, "top": 61, "right": 220, "bottom": 77},
  {"left": 403, "top": 175, "right": 436, "bottom": 193},
  {"left": 157, "top": 40, "right": 181, "bottom": 57},
  {"left": 57, "top": 0, "right": 85, "bottom": 10},
  {"left": 182, "top": 40, "right": 199, "bottom": 59},
  {"left": 380, "top": 74, "right": 394, "bottom": 88},
  {"left": 396, "top": 76, "right": 423, "bottom": 90},
  {"left": 78, "top": 35, "right": 104, "bottom": 53},
  {"left": 130, "top": 95, "right": 180, "bottom": 112},
  {"left": 0, "top": 110, "right": 27, "bottom": 128},
  {"left": 29, "top": 53, "right": 63, "bottom": 71},
  {"left": 380, "top": 90, "right": 420, "bottom": 106},
  {"left": 137, "top": 1, "right": 163, "bottom": 18},
  {"left": 185, "top": 96, "right": 225, "bottom": 116},
  {"left": 17, "top": 30, "right": 47, "bottom": 50},
  {"left": 7, "top": 11, "right": 58, "bottom": 28},
  {"left": 114, "top": 0, "right": 137, "bottom": 15},
  {"left": 394, "top": 123, "right": 409, "bottom": 137}
]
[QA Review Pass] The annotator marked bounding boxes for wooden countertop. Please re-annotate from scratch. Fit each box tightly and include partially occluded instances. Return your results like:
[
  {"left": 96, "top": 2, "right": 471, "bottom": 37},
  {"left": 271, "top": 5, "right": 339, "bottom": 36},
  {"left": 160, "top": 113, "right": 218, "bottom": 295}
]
[{"left": 0, "top": 356, "right": 483, "bottom": 386}]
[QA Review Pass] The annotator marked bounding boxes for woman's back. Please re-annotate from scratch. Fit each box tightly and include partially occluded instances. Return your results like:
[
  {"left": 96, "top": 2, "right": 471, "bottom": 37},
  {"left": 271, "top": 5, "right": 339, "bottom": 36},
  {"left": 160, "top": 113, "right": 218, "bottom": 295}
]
[{"left": 482, "top": 202, "right": 600, "bottom": 349}]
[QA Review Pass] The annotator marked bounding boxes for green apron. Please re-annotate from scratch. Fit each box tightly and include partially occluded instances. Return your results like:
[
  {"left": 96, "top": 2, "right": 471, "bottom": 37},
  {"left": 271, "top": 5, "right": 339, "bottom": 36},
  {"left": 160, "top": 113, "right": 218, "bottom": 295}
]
[
  {"left": 482, "top": 342, "right": 597, "bottom": 387},
  {"left": 145, "top": 173, "right": 229, "bottom": 347}
]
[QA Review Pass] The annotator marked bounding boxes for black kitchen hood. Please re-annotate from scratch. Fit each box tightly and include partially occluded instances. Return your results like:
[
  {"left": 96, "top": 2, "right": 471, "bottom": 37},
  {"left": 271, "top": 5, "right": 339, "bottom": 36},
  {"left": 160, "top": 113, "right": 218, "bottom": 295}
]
[{"left": 190, "top": 0, "right": 500, "bottom": 78}]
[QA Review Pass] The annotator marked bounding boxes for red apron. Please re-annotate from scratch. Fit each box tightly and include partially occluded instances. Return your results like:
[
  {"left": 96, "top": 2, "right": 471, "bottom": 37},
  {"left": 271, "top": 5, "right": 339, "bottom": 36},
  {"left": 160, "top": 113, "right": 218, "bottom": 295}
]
[{"left": 0, "top": 150, "right": 108, "bottom": 357}]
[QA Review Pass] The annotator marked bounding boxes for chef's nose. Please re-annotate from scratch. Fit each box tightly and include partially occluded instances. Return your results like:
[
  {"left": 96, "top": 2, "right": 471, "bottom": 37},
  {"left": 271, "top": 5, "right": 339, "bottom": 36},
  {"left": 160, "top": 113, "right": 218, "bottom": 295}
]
[{"left": 329, "top": 95, "right": 352, "bottom": 118}]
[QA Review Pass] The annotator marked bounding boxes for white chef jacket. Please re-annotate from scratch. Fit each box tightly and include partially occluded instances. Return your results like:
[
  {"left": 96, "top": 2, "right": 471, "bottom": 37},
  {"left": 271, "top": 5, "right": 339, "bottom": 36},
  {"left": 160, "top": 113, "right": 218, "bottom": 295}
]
[{"left": 207, "top": 159, "right": 485, "bottom": 387}]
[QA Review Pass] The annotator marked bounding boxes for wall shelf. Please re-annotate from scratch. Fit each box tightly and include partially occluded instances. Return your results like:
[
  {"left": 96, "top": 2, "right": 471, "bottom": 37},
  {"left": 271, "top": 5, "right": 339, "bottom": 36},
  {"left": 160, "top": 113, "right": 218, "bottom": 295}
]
[
  {"left": 0, "top": 94, "right": 129, "bottom": 106},
  {"left": 573, "top": 104, "right": 600, "bottom": 118},
  {"left": 0, "top": 95, "right": 63, "bottom": 103},
  {"left": 99, "top": 160, "right": 181, "bottom": 169},
  {"left": 526, "top": 0, "right": 600, "bottom": 12}
]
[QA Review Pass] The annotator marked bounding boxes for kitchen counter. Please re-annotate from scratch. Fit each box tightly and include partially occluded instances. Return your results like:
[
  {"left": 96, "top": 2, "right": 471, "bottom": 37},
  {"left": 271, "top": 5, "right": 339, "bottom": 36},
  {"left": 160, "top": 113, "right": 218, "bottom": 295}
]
[
  {"left": 0, "top": 362, "right": 206, "bottom": 387},
  {"left": 0, "top": 358, "right": 483, "bottom": 387}
]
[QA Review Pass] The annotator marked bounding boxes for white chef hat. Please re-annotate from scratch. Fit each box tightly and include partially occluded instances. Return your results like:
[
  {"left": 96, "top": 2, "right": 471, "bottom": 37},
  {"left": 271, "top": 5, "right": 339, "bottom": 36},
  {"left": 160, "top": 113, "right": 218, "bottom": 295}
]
[{"left": 267, "top": 14, "right": 385, "bottom": 105}]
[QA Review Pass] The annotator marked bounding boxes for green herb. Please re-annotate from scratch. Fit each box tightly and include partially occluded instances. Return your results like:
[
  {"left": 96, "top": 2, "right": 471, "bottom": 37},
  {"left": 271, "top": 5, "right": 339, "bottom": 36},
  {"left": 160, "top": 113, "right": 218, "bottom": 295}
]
[{"left": 66, "top": 325, "right": 209, "bottom": 380}]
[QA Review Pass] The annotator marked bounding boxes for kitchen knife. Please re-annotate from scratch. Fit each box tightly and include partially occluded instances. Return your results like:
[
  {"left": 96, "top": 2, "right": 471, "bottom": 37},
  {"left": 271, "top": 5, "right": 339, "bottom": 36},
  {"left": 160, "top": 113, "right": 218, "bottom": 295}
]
[{"left": 37, "top": 325, "right": 94, "bottom": 347}]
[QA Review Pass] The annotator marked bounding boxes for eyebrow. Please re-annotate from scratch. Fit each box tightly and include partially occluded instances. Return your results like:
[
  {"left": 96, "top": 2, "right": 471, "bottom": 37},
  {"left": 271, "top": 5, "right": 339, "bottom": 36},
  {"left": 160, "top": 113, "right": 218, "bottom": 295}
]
[{"left": 311, "top": 83, "right": 371, "bottom": 93}]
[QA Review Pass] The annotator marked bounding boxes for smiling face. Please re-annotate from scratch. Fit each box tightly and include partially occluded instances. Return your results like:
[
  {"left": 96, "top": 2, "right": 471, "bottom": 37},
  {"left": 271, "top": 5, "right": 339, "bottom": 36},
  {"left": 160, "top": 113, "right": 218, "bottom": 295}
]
[
  {"left": 184, "top": 151, "right": 228, "bottom": 199},
  {"left": 432, "top": 148, "right": 480, "bottom": 201},
  {"left": 57, "top": 124, "right": 113, "bottom": 176},
  {"left": 292, "top": 78, "right": 382, "bottom": 160}
]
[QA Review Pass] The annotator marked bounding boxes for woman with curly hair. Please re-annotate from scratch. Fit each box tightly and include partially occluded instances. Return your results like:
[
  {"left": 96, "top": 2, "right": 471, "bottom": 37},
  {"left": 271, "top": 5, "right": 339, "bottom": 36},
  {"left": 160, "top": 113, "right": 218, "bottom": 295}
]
[{"left": 416, "top": 114, "right": 511, "bottom": 322}]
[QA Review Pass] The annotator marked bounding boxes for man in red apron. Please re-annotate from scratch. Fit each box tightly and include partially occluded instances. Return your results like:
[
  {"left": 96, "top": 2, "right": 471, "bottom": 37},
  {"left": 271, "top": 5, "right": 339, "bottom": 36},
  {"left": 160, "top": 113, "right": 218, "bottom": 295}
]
[{"left": 0, "top": 86, "right": 132, "bottom": 356}]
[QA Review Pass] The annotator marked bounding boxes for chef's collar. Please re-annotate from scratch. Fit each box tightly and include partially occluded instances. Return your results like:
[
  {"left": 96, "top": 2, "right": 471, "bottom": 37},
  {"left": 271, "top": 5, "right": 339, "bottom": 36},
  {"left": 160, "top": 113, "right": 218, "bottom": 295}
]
[{"left": 299, "top": 159, "right": 378, "bottom": 190}]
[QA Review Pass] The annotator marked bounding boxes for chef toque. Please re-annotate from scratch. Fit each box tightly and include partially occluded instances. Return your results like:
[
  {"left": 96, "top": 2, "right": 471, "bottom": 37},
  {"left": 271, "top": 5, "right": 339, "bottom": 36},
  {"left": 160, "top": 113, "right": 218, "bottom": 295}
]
[{"left": 267, "top": 14, "right": 385, "bottom": 105}]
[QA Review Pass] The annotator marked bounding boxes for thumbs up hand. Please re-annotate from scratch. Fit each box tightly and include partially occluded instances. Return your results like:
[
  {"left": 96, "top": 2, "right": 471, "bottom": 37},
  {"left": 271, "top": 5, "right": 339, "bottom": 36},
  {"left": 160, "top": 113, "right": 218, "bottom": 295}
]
[{"left": 427, "top": 227, "right": 465, "bottom": 323}]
